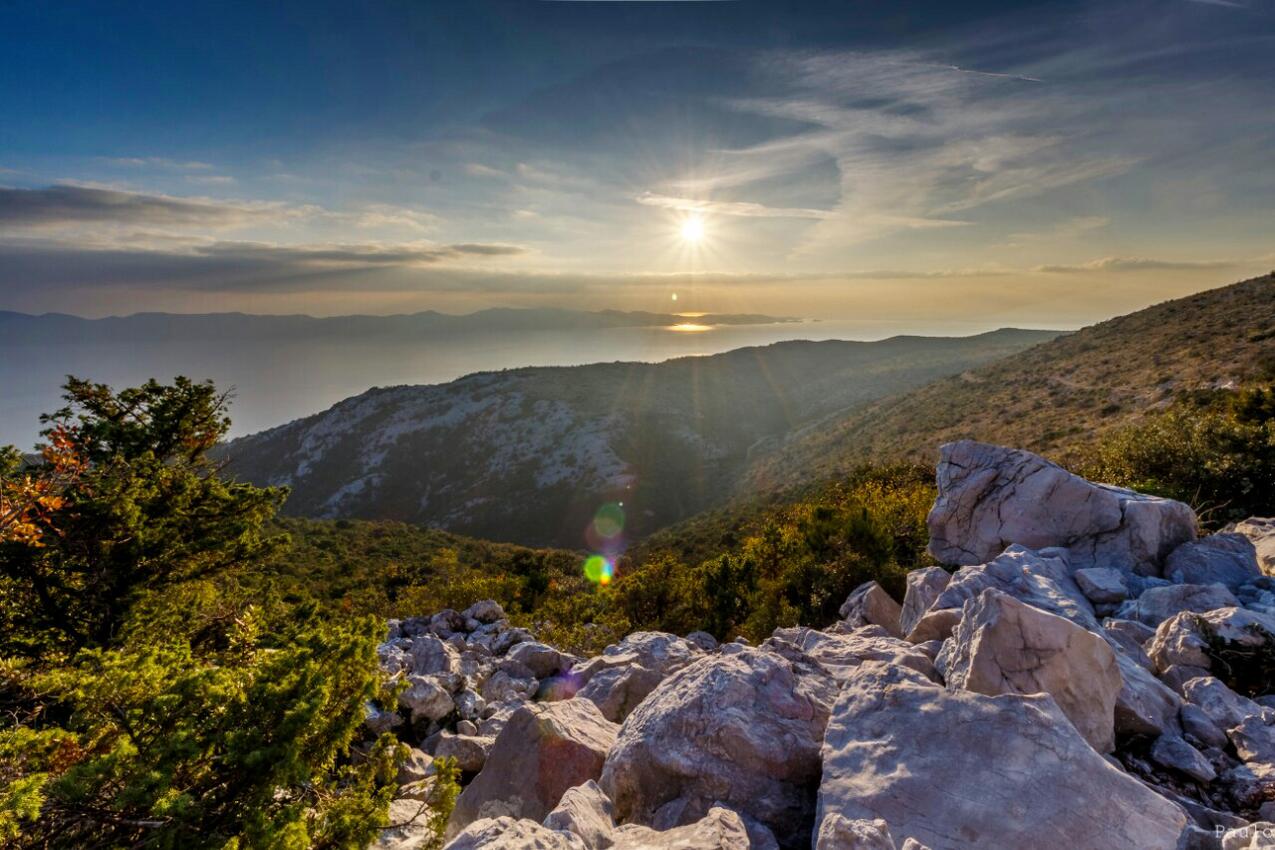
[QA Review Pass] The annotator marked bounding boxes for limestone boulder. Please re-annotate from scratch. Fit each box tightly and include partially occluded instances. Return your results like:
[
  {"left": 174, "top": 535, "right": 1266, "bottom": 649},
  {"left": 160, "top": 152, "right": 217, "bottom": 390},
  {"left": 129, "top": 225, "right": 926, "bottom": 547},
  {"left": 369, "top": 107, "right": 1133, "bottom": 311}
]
[
  {"left": 937, "top": 589, "right": 1122, "bottom": 751},
  {"left": 542, "top": 782, "right": 615, "bottom": 850},
  {"left": 1111, "top": 650, "right": 1182, "bottom": 737},
  {"left": 400, "top": 675, "right": 456, "bottom": 723},
  {"left": 1166, "top": 534, "right": 1262, "bottom": 590},
  {"left": 905, "top": 545, "right": 1097, "bottom": 643},
  {"left": 506, "top": 641, "right": 574, "bottom": 679},
  {"left": 610, "top": 808, "right": 752, "bottom": 850},
  {"left": 899, "top": 567, "right": 950, "bottom": 637},
  {"left": 444, "top": 817, "right": 587, "bottom": 850},
  {"left": 1118, "top": 583, "right": 1241, "bottom": 628},
  {"left": 447, "top": 700, "right": 618, "bottom": 838},
  {"left": 411, "top": 634, "right": 462, "bottom": 676},
  {"left": 463, "top": 600, "right": 507, "bottom": 625},
  {"left": 435, "top": 732, "right": 494, "bottom": 775},
  {"left": 813, "top": 815, "right": 897, "bottom": 850},
  {"left": 575, "top": 632, "right": 703, "bottom": 723},
  {"left": 926, "top": 441, "right": 1196, "bottom": 573},
  {"left": 599, "top": 646, "right": 835, "bottom": 850},
  {"left": 839, "top": 581, "right": 903, "bottom": 637},
  {"left": 1233, "top": 518, "right": 1275, "bottom": 576},
  {"left": 816, "top": 662, "right": 1189, "bottom": 850},
  {"left": 763, "top": 625, "right": 937, "bottom": 683},
  {"left": 1230, "top": 715, "right": 1275, "bottom": 773},
  {"left": 1075, "top": 567, "right": 1130, "bottom": 605},
  {"left": 1183, "top": 676, "right": 1269, "bottom": 730},
  {"left": 1150, "top": 733, "right": 1217, "bottom": 783},
  {"left": 1149, "top": 608, "right": 1275, "bottom": 674}
]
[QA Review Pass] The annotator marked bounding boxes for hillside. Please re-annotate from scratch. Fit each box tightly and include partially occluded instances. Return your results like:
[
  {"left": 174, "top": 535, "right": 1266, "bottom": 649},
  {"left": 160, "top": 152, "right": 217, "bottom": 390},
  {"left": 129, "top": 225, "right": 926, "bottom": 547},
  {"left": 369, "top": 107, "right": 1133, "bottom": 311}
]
[
  {"left": 745, "top": 274, "right": 1275, "bottom": 491},
  {"left": 220, "top": 329, "right": 1057, "bottom": 548}
]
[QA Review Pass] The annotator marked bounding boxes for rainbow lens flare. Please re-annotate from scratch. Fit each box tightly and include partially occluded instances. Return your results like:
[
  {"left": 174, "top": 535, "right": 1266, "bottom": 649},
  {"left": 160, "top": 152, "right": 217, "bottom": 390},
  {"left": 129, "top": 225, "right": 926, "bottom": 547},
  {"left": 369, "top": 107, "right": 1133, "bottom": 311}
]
[
  {"left": 592, "top": 502, "right": 625, "bottom": 539},
  {"left": 583, "top": 554, "right": 614, "bottom": 586}
]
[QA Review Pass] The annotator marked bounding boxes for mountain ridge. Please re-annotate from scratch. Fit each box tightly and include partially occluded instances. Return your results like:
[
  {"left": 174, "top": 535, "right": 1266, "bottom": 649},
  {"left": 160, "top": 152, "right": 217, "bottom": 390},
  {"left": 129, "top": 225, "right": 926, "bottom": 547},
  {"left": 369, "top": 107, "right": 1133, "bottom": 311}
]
[{"left": 221, "top": 329, "right": 1059, "bottom": 548}]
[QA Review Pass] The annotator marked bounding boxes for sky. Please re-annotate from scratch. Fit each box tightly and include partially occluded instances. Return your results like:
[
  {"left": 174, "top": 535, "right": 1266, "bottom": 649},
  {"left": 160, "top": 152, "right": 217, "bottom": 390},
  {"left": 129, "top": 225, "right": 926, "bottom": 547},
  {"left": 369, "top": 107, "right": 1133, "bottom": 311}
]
[{"left": 1, "top": 0, "right": 1273, "bottom": 326}]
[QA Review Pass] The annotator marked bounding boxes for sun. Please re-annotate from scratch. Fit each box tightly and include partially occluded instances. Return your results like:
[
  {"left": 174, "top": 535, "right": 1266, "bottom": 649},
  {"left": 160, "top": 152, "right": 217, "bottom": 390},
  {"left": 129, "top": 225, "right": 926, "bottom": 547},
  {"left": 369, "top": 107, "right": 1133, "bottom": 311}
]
[{"left": 679, "top": 215, "right": 705, "bottom": 244}]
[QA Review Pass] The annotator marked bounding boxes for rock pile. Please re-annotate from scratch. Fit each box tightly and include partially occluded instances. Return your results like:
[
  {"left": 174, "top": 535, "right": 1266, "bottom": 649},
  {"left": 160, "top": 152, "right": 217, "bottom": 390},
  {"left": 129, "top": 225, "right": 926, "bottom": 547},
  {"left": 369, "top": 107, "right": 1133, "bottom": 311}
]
[{"left": 371, "top": 440, "right": 1275, "bottom": 850}]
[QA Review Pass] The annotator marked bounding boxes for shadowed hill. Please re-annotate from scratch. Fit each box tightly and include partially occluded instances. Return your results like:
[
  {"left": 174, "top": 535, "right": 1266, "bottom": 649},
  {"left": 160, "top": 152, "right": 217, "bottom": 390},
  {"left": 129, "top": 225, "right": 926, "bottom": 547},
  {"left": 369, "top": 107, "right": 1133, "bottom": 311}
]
[
  {"left": 221, "top": 330, "right": 1057, "bottom": 548},
  {"left": 743, "top": 273, "right": 1275, "bottom": 492}
]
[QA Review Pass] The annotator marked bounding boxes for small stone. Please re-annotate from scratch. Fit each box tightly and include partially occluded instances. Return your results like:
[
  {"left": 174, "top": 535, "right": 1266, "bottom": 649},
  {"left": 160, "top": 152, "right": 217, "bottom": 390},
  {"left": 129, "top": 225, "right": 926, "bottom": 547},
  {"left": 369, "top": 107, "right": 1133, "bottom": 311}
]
[{"left": 1150, "top": 733, "right": 1216, "bottom": 783}]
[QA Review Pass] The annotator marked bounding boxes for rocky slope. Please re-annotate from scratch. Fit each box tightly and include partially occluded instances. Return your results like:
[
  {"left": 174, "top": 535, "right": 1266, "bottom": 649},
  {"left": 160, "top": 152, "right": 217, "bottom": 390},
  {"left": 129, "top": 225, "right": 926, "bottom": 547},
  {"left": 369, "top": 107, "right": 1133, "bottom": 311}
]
[
  {"left": 745, "top": 273, "right": 1275, "bottom": 491},
  {"left": 366, "top": 440, "right": 1275, "bottom": 850},
  {"left": 220, "top": 330, "right": 1055, "bottom": 548}
]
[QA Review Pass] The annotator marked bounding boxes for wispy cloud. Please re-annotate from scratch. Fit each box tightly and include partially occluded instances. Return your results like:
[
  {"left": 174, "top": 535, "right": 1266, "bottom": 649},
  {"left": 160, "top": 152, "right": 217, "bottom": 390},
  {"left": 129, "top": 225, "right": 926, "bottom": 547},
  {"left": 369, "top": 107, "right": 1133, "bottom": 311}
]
[
  {"left": 635, "top": 191, "right": 832, "bottom": 219},
  {"left": 0, "top": 184, "right": 301, "bottom": 228},
  {"left": 98, "top": 156, "right": 215, "bottom": 171},
  {"left": 1032, "top": 256, "right": 1242, "bottom": 273}
]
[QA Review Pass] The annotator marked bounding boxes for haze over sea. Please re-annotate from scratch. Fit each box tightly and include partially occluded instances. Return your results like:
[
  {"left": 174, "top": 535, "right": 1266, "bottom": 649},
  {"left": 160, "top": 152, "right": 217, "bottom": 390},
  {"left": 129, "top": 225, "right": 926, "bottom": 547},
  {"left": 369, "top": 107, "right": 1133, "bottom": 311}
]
[{"left": 1, "top": 315, "right": 1058, "bottom": 449}]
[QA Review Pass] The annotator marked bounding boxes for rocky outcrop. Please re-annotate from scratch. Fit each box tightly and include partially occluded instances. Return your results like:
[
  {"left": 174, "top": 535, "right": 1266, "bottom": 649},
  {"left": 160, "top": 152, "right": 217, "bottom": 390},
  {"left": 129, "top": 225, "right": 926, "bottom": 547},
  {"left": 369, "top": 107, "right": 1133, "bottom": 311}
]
[
  {"left": 1233, "top": 518, "right": 1275, "bottom": 576},
  {"left": 906, "top": 545, "right": 1097, "bottom": 642},
  {"left": 1149, "top": 607, "right": 1275, "bottom": 674},
  {"left": 899, "top": 567, "right": 950, "bottom": 637},
  {"left": 839, "top": 581, "right": 904, "bottom": 637},
  {"left": 599, "top": 646, "right": 834, "bottom": 849},
  {"left": 447, "top": 700, "right": 618, "bottom": 838},
  {"left": 937, "top": 588, "right": 1122, "bottom": 751},
  {"left": 926, "top": 441, "right": 1196, "bottom": 573},
  {"left": 1119, "top": 582, "right": 1241, "bottom": 627},
  {"left": 1166, "top": 534, "right": 1262, "bottom": 590},
  {"left": 574, "top": 632, "right": 703, "bottom": 723},
  {"left": 817, "top": 662, "right": 1188, "bottom": 850},
  {"left": 375, "top": 446, "right": 1275, "bottom": 850}
]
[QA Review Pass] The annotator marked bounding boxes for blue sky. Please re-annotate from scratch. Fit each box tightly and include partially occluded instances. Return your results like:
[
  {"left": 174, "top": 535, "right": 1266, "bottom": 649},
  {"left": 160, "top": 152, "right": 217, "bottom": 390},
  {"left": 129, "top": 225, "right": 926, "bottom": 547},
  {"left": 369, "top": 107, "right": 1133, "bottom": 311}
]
[{"left": 1, "top": 0, "right": 1273, "bottom": 324}]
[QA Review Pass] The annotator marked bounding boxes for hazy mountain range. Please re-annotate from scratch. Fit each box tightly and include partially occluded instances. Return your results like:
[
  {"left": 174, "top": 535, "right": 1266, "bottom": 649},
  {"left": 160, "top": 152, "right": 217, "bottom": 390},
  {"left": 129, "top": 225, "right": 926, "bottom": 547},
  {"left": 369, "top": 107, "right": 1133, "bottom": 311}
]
[
  {"left": 220, "top": 329, "right": 1059, "bottom": 547},
  {"left": 0, "top": 307, "right": 796, "bottom": 342}
]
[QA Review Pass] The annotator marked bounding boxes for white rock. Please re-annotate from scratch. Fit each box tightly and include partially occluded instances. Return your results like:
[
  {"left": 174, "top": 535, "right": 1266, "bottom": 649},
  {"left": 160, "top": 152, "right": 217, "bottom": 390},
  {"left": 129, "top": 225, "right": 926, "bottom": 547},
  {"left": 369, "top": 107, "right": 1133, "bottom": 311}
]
[
  {"left": 1075, "top": 567, "right": 1129, "bottom": 605},
  {"left": 1118, "top": 583, "right": 1240, "bottom": 627},
  {"left": 599, "top": 646, "right": 834, "bottom": 849},
  {"left": 412, "top": 634, "right": 462, "bottom": 676},
  {"left": 610, "top": 807, "right": 751, "bottom": 850},
  {"left": 763, "top": 625, "right": 937, "bottom": 683},
  {"left": 542, "top": 781, "right": 615, "bottom": 850},
  {"left": 899, "top": 567, "right": 950, "bottom": 637},
  {"left": 575, "top": 632, "right": 702, "bottom": 723},
  {"left": 927, "top": 441, "right": 1196, "bottom": 573},
  {"left": 814, "top": 815, "right": 897, "bottom": 850},
  {"left": 906, "top": 545, "right": 1097, "bottom": 643},
  {"left": 1150, "top": 733, "right": 1216, "bottom": 783},
  {"left": 938, "top": 589, "right": 1122, "bottom": 752},
  {"left": 1166, "top": 534, "right": 1262, "bottom": 590},
  {"left": 435, "top": 732, "right": 494, "bottom": 775},
  {"left": 1234, "top": 518, "right": 1275, "bottom": 576},
  {"left": 685, "top": 631, "right": 718, "bottom": 652},
  {"left": 839, "top": 581, "right": 904, "bottom": 638},
  {"left": 1231, "top": 716, "right": 1275, "bottom": 773},
  {"left": 444, "top": 816, "right": 587, "bottom": 850},
  {"left": 816, "top": 662, "right": 1188, "bottom": 850},
  {"left": 448, "top": 700, "right": 618, "bottom": 838},
  {"left": 1149, "top": 608, "right": 1275, "bottom": 673},
  {"left": 464, "top": 600, "right": 507, "bottom": 625},
  {"left": 1183, "top": 676, "right": 1267, "bottom": 730},
  {"left": 400, "top": 675, "right": 456, "bottom": 723}
]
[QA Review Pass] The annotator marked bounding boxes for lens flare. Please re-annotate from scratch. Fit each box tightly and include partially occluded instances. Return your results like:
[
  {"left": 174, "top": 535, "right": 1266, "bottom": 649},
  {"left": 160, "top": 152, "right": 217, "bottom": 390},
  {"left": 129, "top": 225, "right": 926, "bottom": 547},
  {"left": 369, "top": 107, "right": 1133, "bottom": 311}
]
[
  {"left": 583, "top": 554, "right": 614, "bottom": 586},
  {"left": 593, "top": 502, "right": 625, "bottom": 538}
]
